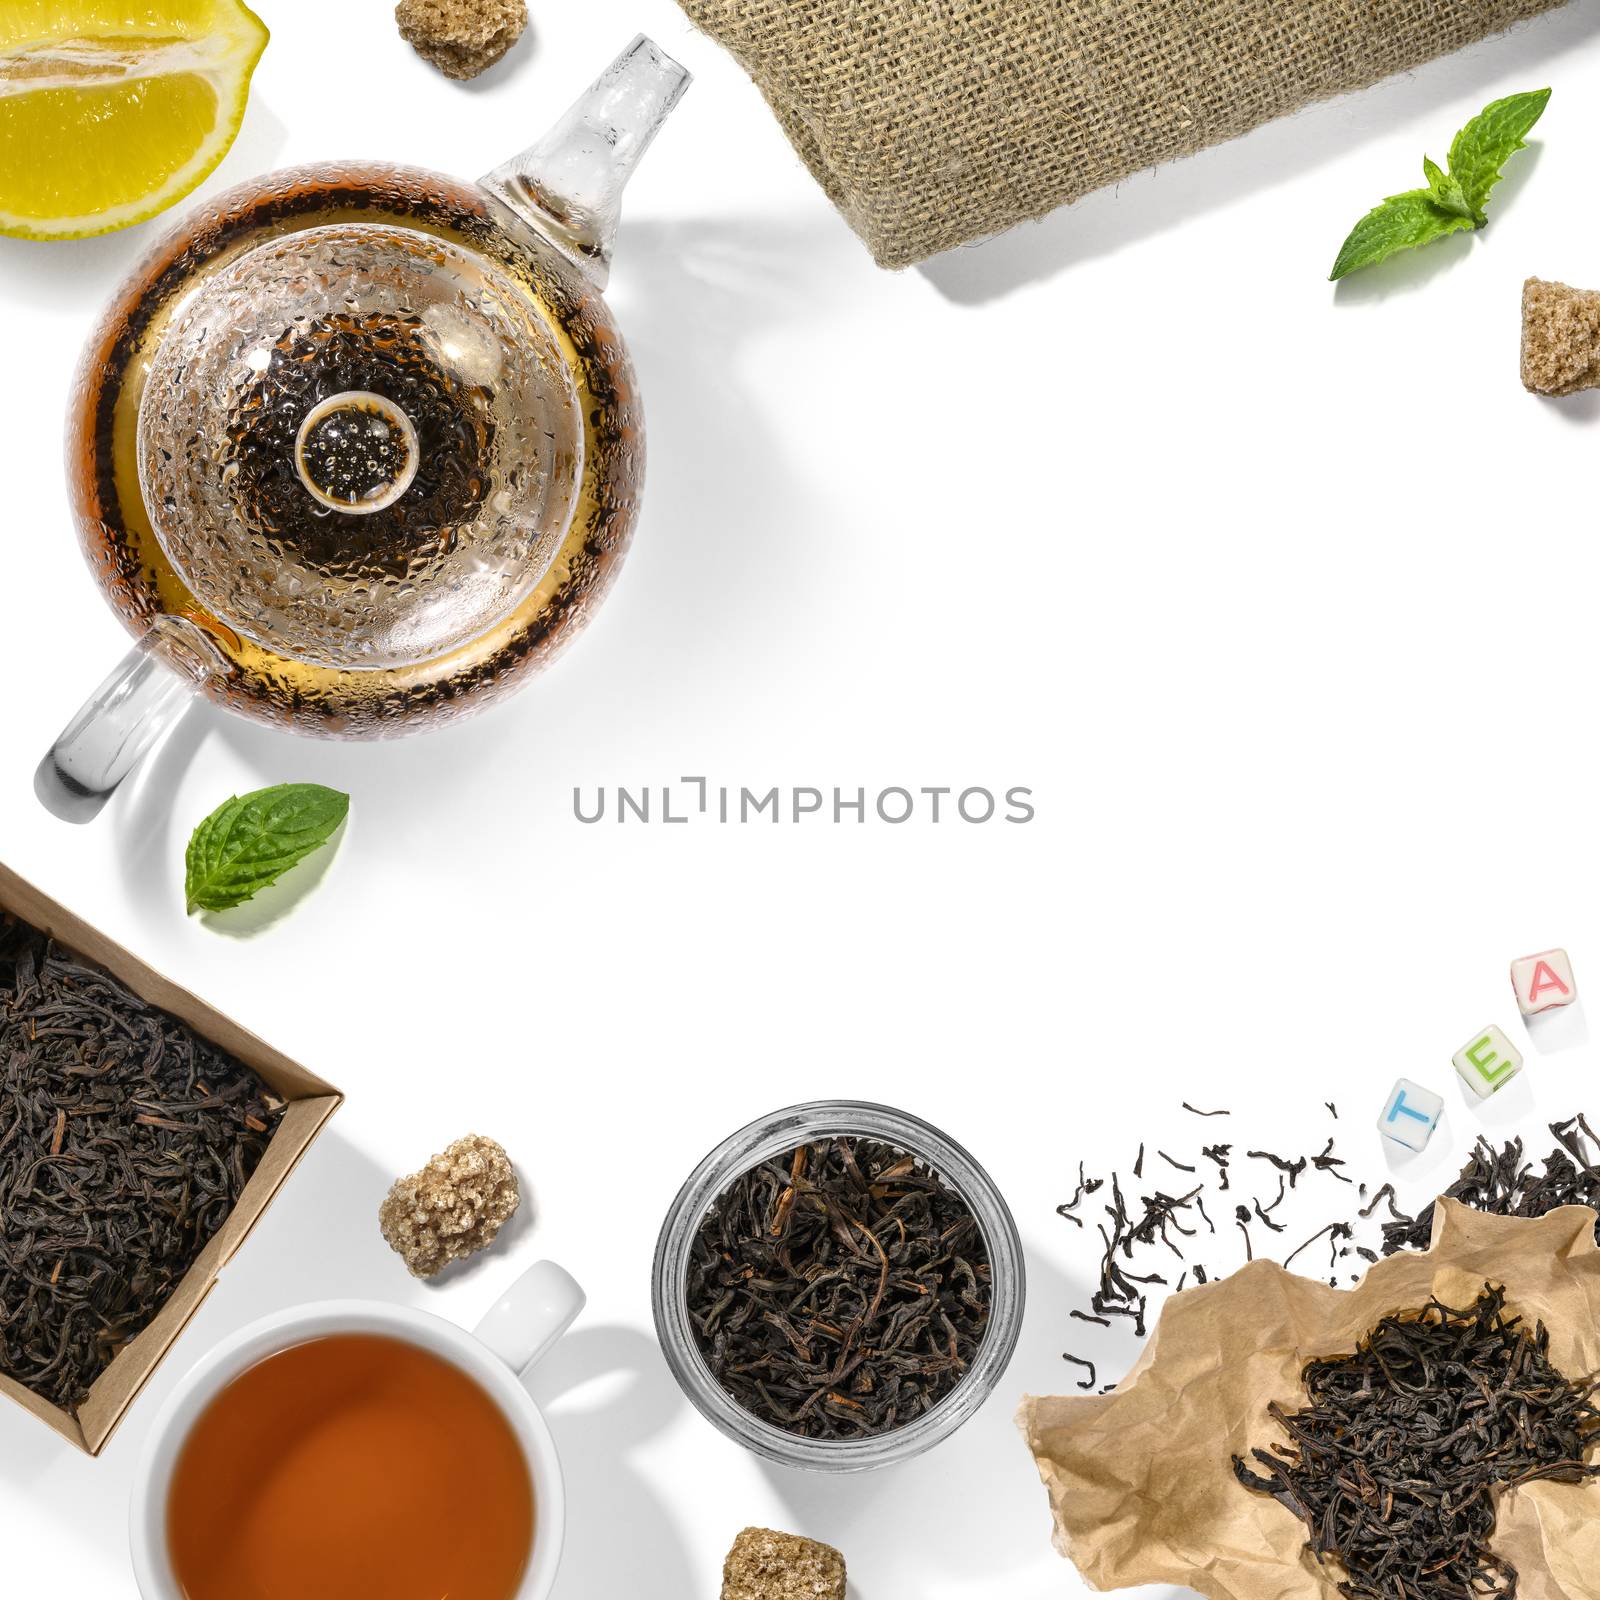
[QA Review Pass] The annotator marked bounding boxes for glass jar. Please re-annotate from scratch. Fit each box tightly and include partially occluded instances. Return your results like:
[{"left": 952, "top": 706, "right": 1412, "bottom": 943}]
[{"left": 651, "top": 1100, "right": 1026, "bottom": 1472}]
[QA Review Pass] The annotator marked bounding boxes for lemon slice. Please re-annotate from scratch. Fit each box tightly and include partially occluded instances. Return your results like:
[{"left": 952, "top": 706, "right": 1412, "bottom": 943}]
[{"left": 0, "top": 0, "right": 268, "bottom": 240}]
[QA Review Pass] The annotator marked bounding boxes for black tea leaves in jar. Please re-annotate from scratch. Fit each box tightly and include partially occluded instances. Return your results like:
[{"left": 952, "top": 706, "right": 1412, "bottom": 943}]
[{"left": 685, "top": 1137, "right": 993, "bottom": 1440}]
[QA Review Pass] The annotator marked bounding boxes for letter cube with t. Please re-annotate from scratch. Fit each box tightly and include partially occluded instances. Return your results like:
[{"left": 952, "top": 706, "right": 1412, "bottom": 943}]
[
  {"left": 1511, "top": 949, "right": 1576, "bottom": 1015},
  {"left": 1452, "top": 1025, "right": 1523, "bottom": 1099},
  {"left": 1377, "top": 1079, "right": 1443, "bottom": 1151}
]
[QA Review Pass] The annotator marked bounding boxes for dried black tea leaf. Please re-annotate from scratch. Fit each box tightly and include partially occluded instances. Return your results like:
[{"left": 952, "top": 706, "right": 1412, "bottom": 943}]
[
  {"left": 685, "top": 1138, "right": 992, "bottom": 1440},
  {"left": 1247, "top": 1149, "right": 1308, "bottom": 1188},
  {"left": 1061, "top": 1352, "right": 1096, "bottom": 1390},
  {"left": 1311, "top": 1137, "right": 1351, "bottom": 1184}
]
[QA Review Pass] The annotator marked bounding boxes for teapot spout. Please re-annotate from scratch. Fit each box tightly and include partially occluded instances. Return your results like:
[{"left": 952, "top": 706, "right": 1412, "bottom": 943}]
[{"left": 480, "top": 35, "right": 690, "bottom": 287}]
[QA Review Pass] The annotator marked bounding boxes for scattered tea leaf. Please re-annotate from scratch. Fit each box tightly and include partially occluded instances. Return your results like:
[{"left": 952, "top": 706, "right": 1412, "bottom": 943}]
[{"left": 185, "top": 783, "right": 349, "bottom": 914}]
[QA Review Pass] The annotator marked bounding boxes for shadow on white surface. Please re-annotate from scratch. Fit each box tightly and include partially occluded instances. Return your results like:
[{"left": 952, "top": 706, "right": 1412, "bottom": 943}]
[
  {"left": 1330, "top": 217, "right": 1476, "bottom": 304},
  {"left": 1381, "top": 1112, "right": 1463, "bottom": 1186},
  {"left": 108, "top": 704, "right": 214, "bottom": 915},
  {"left": 917, "top": 8, "right": 1598, "bottom": 305},
  {"left": 585, "top": 211, "right": 845, "bottom": 738},
  {"left": 199, "top": 1132, "right": 424, "bottom": 1318},
  {"left": 525, "top": 1324, "right": 694, "bottom": 1596},
  {"left": 1455, "top": 1065, "right": 1536, "bottom": 1128},
  {"left": 1545, "top": 388, "right": 1600, "bottom": 422},
  {"left": 1525, "top": 999, "right": 1588, "bottom": 1054},
  {"left": 0, "top": 220, "right": 153, "bottom": 309},
  {"left": 0, "top": 1390, "right": 130, "bottom": 1582}
]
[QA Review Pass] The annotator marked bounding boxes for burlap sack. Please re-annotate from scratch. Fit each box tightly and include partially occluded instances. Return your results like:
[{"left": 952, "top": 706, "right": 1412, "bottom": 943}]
[{"left": 679, "top": 0, "right": 1569, "bottom": 269}]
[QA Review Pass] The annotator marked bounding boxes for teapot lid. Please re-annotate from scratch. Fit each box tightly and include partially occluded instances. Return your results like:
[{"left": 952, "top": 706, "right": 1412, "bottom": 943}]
[{"left": 137, "top": 222, "right": 582, "bottom": 672}]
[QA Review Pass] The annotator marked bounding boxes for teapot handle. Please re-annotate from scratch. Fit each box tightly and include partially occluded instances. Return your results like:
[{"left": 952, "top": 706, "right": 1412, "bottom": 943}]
[
  {"left": 479, "top": 34, "right": 691, "bottom": 288},
  {"left": 36, "top": 637, "right": 195, "bottom": 823}
]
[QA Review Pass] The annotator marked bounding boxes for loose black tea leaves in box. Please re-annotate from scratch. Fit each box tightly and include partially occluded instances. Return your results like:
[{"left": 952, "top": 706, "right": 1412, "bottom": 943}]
[
  {"left": 1234, "top": 1286, "right": 1600, "bottom": 1600},
  {"left": 0, "top": 915, "right": 283, "bottom": 1412},
  {"left": 686, "top": 1137, "right": 992, "bottom": 1439}
]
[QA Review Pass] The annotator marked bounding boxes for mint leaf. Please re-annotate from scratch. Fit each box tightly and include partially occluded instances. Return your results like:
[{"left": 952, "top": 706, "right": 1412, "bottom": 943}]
[
  {"left": 1448, "top": 88, "right": 1550, "bottom": 219},
  {"left": 1329, "top": 89, "right": 1549, "bottom": 281},
  {"left": 1330, "top": 190, "right": 1472, "bottom": 282},
  {"left": 185, "top": 783, "right": 349, "bottom": 914},
  {"left": 1423, "top": 157, "right": 1474, "bottom": 222}
]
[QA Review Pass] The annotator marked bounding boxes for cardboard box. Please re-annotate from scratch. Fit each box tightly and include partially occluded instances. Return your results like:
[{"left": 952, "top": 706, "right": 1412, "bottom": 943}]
[{"left": 0, "top": 862, "right": 342, "bottom": 1454}]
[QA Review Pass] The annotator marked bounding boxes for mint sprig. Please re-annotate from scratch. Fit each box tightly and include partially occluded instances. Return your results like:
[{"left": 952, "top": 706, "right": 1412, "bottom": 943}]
[
  {"left": 185, "top": 783, "right": 349, "bottom": 914},
  {"left": 1330, "top": 89, "right": 1549, "bottom": 281}
]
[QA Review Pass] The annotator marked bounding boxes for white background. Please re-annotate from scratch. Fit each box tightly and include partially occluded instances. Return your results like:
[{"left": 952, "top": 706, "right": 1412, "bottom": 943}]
[{"left": 4, "top": 2, "right": 1600, "bottom": 1596}]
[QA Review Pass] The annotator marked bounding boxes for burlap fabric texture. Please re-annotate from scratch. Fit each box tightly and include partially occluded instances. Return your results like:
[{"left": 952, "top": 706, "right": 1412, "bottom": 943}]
[{"left": 678, "top": 0, "right": 1568, "bottom": 269}]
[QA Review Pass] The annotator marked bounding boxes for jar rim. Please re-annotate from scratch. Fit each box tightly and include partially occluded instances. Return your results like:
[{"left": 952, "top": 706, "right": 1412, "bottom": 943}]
[{"left": 650, "top": 1099, "right": 1026, "bottom": 1473}]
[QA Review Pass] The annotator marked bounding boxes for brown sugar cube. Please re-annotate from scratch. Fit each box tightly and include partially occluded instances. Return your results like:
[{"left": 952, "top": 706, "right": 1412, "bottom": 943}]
[
  {"left": 379, "top": 1134, "right": 520, "bottom": 1278},
  {"left": 1521, "top": 278, "right": 1600, "bottom": 397},
  {"left": 395, "top": 0, "right": 527, "bottom": 81},
  {"left": 721, "top": 1527, "right": 846, "bottom": 1600}
]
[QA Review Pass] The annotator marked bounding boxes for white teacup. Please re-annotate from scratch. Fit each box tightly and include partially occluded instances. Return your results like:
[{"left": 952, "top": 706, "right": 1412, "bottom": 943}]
[{"left": 130, "top": 1260, "right": 585, "bottom": 1600}]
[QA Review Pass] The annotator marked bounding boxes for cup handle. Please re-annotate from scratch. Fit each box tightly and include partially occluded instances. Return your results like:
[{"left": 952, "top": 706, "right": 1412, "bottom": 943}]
[
  {"left": 474, "top": 1261, "right": 586, "bottom": 1377},
  {"left": 36, "top": 637, "right": 196, "bottom": 823}
]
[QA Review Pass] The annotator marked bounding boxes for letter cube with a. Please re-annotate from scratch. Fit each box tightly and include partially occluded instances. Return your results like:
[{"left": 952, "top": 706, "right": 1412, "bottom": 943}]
[
  {"left": 1452, "top": 1025, "right": 1523, "bottom": 1099},
  {"left": 1377, "top": 1079, "right": 1443, "bottom": 1152},
  {"left": 1510, "top": 949, "right": 1576, "bottom": 1016}
]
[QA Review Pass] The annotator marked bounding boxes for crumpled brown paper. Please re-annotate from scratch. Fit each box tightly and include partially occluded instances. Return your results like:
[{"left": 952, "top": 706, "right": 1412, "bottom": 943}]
[{"left": 1019, "top": 1201, "right": 1600, "bottom": 1600}]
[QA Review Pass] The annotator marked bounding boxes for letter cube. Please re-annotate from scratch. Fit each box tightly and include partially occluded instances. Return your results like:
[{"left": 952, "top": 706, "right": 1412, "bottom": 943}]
[
  {"left": 1510, "top": 948, "right": 1576, "bottom": 1016},
  {"left": 1377, "top": 1078, "right": 1443, "bottom": 1152},
  {"left": 1452, "top": 1024, "right": 1523, "bottom": 1099}
]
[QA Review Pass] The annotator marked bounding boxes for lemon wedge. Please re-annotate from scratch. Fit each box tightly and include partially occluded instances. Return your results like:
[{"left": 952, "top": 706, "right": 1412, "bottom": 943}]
[{"left": 0, "top": 0, "right": 268, "bottom": 240}]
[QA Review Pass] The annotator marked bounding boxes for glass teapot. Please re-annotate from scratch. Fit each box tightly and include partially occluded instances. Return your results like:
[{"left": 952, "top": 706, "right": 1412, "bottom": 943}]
[{"left": 40, "top": 36, "right": 689, "bottom": 821}]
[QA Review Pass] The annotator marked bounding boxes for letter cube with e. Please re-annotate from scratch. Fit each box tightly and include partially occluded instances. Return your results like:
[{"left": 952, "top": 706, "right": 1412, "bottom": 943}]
[
  {"left": 1452, "top": 1025, "right": 1523, "bottom": 1099},
  {"left": 1377, "top": 1079, "right": 1443, "bottom": 1152},
  {"left": 1510, "top": 949, "right": 1576, "bottom": 1016}
]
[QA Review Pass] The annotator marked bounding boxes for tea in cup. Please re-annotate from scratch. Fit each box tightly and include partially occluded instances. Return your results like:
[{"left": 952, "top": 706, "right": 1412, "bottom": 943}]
[{"left": 130, "top": 1261, "right": 583, "bottom": 1600}]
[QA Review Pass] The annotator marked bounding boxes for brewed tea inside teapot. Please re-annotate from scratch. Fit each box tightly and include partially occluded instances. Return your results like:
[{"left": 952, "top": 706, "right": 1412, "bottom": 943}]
[{"left": 41, "top": 36, "right": 689, "bottom": 821}]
